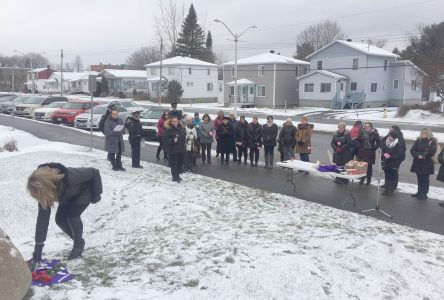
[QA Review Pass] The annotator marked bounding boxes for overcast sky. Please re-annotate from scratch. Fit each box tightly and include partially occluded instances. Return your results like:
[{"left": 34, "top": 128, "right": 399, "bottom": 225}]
[{"left": 1, "top": 0, "right": 443, "bottom": 68}]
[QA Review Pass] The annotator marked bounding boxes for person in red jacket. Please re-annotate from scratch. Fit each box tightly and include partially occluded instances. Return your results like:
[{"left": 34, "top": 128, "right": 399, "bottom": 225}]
[{"left": 156, "top": 112, "right": 169, "bottom": 161}]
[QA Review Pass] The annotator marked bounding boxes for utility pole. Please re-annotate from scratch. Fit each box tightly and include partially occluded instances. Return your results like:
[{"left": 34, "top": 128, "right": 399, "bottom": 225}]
[
  {"left": 60, "top": 49, "right": 64, "bottom": 96},
  {"left": 11, "top": 71, "right": 15, "bottom": 131},
  {"left": 159, "top": 38, "right": 163, "bottom": 105}
]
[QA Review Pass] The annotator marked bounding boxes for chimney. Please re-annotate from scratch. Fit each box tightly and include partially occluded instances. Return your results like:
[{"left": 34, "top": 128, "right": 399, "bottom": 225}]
[
  {"left": 270, "top": 50, "right": 275, "bottom": 54},
  {"left": 277, "top": 52, "right": 280, "bottom": 55},
  {"left": 346, "top": 39, "right": 352, "bottom": 42}
]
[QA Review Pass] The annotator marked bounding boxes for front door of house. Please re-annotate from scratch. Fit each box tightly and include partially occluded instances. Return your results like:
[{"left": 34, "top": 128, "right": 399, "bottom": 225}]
[
  {"left": 249, "top": 86, "right": 254, "bottom": 103},
  {"left": 339, "top": 81, "right": 346, "bottom": 100}
]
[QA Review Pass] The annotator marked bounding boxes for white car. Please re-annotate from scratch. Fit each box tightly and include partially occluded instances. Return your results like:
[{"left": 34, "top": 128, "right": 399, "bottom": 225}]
[
  {"left": 140, "top": 107, "right": 170, "bottom": 140},
  {"left": 107, "top": 100, "right": 146, "bottom": 113},
  {"left": 33, "top": 101, "right": 68, "bottom": 121},
  {"left": 74, "top": 104, "right": 131, "bottom": 130}
]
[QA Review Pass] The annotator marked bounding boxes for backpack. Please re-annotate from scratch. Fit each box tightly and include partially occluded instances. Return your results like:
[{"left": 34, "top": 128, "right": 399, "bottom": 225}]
[
  {"left": 432, "top": 142, "right": 441, "bottom": 164},
  {"left": 98, "top": 114, "right": 107, "bottom": 133}
]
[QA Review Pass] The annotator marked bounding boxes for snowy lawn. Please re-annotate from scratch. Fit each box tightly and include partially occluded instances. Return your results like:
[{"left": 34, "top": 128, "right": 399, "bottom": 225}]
[{"left": 1, "top": 126, "right": 444, "bottom": 299}]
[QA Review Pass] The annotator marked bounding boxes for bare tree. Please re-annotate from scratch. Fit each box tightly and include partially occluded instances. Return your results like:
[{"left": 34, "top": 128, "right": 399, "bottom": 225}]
[
  {"left": 153, "top": 0, "right": 184, "bottom": 51},
  {"left": 126, "top": 46, "right": 162, "bottom": 70},
  {"left": 366, "top": 39, "right": 387, "bottom": 48},
  {"left": 295, "top": 20, "right": 345, "bottom": 60},
  {"left": 73, "top": 55, "right": 83, "bottom": 72},
  {"left": 0, "top": 53, "right": 49, "bottom": 68}
]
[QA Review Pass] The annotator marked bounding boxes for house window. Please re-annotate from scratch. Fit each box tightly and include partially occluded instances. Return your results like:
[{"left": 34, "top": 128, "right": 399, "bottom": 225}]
[
  {"left": 186, "top": 82, "right": 193, "bottom": 87},
  {"left": 353, "top": 58, "right": 358, "bottom": 70},
  {"left": 351, "top": 82, "right": 357, "bottom": 91},
  {"left": 207, "top": 83, "right": 213, "bottom": 91},
  {"left": 256, "top": 85, "right": 266, "bottom": 97},
  {"left": 320, "top": 83, "right": 331, "bottom": 93},
  {"left": 258, "top": 65, "right": 264, "bottom": 77},
  {"left": 371, "top": 83, "right": 378, "bottom": 93},
  {"left": 295, "top": 66, "right": 299, "bottom": 76},
  {"left": 230, "top": 86, "right": 234, "bottom": 96},
  {"left": 384, "top": 60, "right": 388, "bottom": 71},
  {"left": 218, "top": 82, "right": 222, "bottom": 92},
  {"left": 304, "top": 83, "right": 314, "bottom": 93},
  {"left": 304, "top": 66, "right": 309, "bottom": 74},
  {"left": 340, "top": 83, "right": 344, "bottom": 91},
  {"left": 231, "top": 66, "right": 235, "bottom": 77},
  {"left": 393, "top": 80, "right": 399, "bottom": 89},
  {"left": 411, "top": 80, "right": 417, "bottom": 90},
  {"left": 207, "top": 69, "right": 211, "bottom": 76},
  {"left": 150, "top": 68, "right": 156, "bottom": 75},
  {"left": 188, "top": 68, "right": 192, "bottom": 74},
  {"left": 249, "top": 86, "right": 254, "bottom": 94},
  {"left": 317, "top": 60, "right": 323, "bottom": 70}
]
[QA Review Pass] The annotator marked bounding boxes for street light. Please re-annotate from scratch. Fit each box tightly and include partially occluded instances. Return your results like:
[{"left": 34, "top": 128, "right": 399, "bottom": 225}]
[
  {"left": 14, "top": 50, "right": 46, "bottom": 95},
  {"left": 214, "top": 19, "right": 257, "bottom": 113}
]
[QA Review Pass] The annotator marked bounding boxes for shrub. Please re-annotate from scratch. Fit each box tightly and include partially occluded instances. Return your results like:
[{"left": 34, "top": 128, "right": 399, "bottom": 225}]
[
  {"left": 396, "top": 102, "right": 441, "bottom": 117},
  {"left": 3, "top": 138, "right": 18, "bottom": 152},
  {"left": 133, "top": 91, "right": 150, "bottom": 101}
]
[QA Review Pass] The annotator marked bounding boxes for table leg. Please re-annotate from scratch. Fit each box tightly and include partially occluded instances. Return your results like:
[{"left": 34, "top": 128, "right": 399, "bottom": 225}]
[{"left": 285, "top": 168, "right": 296, "bottom": 193}]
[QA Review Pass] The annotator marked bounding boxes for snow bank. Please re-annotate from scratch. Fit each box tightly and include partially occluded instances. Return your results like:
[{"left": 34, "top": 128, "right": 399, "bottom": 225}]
[{"left": 1, "top": 126, "right": 444, "bottom": 299}]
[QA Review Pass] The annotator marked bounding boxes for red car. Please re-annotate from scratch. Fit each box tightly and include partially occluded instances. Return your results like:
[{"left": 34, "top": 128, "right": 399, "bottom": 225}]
[{"left": 52, "top": 100, "right": 100, "bottom": 125}]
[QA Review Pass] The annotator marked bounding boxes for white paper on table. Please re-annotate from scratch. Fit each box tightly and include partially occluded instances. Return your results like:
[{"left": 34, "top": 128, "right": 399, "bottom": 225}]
[{"left": 113, "top": 125, "right": 124, "bottom": 132}]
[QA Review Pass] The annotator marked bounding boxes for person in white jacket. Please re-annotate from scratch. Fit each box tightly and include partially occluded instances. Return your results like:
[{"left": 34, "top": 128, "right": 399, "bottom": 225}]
[{"left": 185, "top": 116, "right": 198, "bottom": 172}]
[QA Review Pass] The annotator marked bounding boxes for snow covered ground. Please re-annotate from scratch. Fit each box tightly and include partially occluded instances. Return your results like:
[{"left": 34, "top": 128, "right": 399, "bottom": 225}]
[{"left": 1, "top": 126, "right": 444, "bottom": 299}]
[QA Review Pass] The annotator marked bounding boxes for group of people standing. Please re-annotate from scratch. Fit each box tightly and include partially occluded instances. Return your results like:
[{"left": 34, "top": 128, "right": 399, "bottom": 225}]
[{"left": 331, "top": 120, "right": 444, "bottom": 203}]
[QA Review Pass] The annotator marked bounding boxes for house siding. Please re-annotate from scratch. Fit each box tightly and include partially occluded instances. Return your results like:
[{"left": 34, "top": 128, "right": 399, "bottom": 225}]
[
  {"left": 298, "top": 73, "right": 338, "bottom": 107},
  {"left": 275, "top": 64, "right": 300, "bottom": 107}
]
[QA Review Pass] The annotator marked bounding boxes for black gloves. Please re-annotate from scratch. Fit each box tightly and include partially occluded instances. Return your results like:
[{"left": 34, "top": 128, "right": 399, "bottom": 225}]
[
  {"left": 33, "top": 243, "right": 44, "bottom": 262},
  {"left": 298, "top": 141, "right": 304, "bottom": 146}
]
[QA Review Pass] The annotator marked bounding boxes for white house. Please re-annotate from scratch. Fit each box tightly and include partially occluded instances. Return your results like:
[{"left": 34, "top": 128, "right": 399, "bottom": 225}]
[
  {"left": 222, "top": 52, "right": 310, "bottom": 108},
  {"left": 298, "top": 40, "right": 426, "bottom": 108},
  {"left": 68, "top": 71, "right": 99, "bottom": 94},
  {"left": 26, "top": 67, "right": 55, "bottom": 93},
  {"left": 99, "top": 69, "right": 149, "bottom": 96},
  {"left": 145, "top": 56, "right": 219, "bottom": 103}
]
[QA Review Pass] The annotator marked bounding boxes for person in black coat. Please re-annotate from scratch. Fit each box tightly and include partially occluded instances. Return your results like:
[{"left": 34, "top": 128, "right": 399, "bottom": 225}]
[
  {"left": 357, "top": 122, "right": 381, "bottom": 185},
  {"left": 410, "top": 128, "right": 437, "bottom": 200},
  {"left": 437, "top": 147, "right": 444, "bottom": 206},
  {"left": 381, "top": 131, "right": 403, "bottom": 196},
  {"left": 168, "top": 103, "right": 183, "bottom": 120},
  {"left": 216, "top": 117, "right": 235, "bottom": 165},
  {"left": 164, "top": 117, "right": 186, "bottom": 182},
  {"left": 125, "top": 111, "right": 143, "bottom": 168},
  {"left": 235, "top": 116, "right": 249, "bottom": 165},
  {"left": 262, "top": 115, "right": 279, "bottom": 168},
  {"left": 228, "top": 112, "right": 239, "bottom": 161},
  {"left": 278, "top": 118, "right": 297, "bottom": 161},
  {"left": 331, "top": 122, "right": 353, "bottom": 166},
  {"left": 27, "top": 163, "right": 102, "bottom": 261},
  {"left": 389, "top": 126, "right": 406, "bottom": 189},
  {"left": 248, "top": 116, "right": 262, "bottom": 167}
]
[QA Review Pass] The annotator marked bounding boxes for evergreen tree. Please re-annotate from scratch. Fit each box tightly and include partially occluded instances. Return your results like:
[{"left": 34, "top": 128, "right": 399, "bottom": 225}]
[
  {"left": 167, "top": 80, "right": 184, "bottom": 102},
  {"left": 202, "top": 30, "right": 216, "bottom": 63},
  {"left": 174, "top": 4, "right": 206, "bottom": 59}
]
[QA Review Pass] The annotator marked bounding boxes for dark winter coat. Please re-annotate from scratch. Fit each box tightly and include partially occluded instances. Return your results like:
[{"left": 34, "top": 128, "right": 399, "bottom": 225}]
[
  {"left": 437, "top": 148, "right": 444, "bottom": 182},
  {"left": 380, "top": 136, "right": 404, "bottom": 169},
  {"left": 157, "top": 118, "right": 166, "bottom": 137},
  {"left": 248, "top": 122, "right": 262, "bottom": 148},
  {"left": 169, "top": 109, "right": 183, "bottom": 120},
  {"left": 229, "top": 118, "right": 239, "bottom": 135},
  {"left": 199, "top": 121, "right": 215, "bottom": 144},
  {"left": 164, "top": 125, "right": 186, "bottom": 155},
  {"left": 235, "top": 121, "right": 249, "bottom": 148},
  {"left": 125, "top": 116, "right": 143, "bottom": 141},
  {"left": 216, "top": 123, "right": 235, "bottom": 153},
  {"left": 214, "top": 117, "right": 224, "bottom": 139},
  {"left": 357, "top": 129, "right": 381, "bottom": 165},
  {"left": 331, "top": 130, "right": 353, "bottom": 166},
  {"left": 262, "top": 123, "right": 279, "bottom": 146},
  {"left": 410, "top": 138, "right": 437, "bottom": 175},
  {"left": 35, "top": 163, "right": 102, "bottom": 244},
  {"left": 295, "top": 123, "right": 314, "bottom": 154},
  {"left": 104, "top": 115, "right": 125, "bottom": 153},
  {"left": 278, "top": 123, "right": 297, "bottom": 147}
]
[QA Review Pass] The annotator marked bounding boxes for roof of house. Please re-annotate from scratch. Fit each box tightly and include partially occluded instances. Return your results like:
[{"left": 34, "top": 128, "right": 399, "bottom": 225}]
[
  {"left": 224, "top": 52, "right": 310, "bottom": 66},
  {"left": 29, "top": 67, "right": 53, "bottom": 73},
  {"left": 100, "top": 69, "right": 147, "bottom": 79},
  {"left": 297, "top": 70, "right": 348, "bottom": 80},
  {"left": 390, "top": 60, "right": 428, "bottom": 76},
  {"left": 145, "top": 56, "right": 218, "bottom": 67},
  {"left": 47, "top": 71, "right": 99, "bottom": 82},
  {"left": 306, "top": 40, "right": 399, "bottom": 59},
  {"left": 227, "top": 78, "right": 256, "bottom": 85}
]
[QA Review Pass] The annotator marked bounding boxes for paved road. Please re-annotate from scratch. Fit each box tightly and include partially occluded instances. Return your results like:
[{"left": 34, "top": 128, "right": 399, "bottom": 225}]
[
  {"left": 138, "top": 103, "right": 444, "bottom": 133},
  {"left": 1, "top": 114, "right": 443, "bottom": 236}
]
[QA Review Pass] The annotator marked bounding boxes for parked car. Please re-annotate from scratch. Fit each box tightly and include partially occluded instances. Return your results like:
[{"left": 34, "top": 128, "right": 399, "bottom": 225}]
[
  {"left": 14, "top": 96, "right": 68, "bottom": 118},
  {"left": 0, "top": 93, "right": 13, "bottom": 98},
  {"left": 0, "top": 95, "right": 28, "bottom": 114},
  {"left": 74, "top": 104, "right": 131, "bottom": 130},
  {"left": 107, "top": 100, "right": 146, "bottom": 113},
  {"left": 33, "top": 101, "right": 68, "bottom": 121},
  {"left": 140, "top": 107, "right": 169, "bottom": 141},
  {"left": 52, "top": 100, "right": 100, "bottom": 125}
]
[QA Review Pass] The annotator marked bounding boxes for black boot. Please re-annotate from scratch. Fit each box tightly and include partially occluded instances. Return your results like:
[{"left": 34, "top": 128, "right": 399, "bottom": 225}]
[
  {"left": 359, "top": 177, "right": 365, "bottom": 185},
  {"left": 366, "top": 177, "right": 371, "bottom": 186},
  {"left": 67, "top": 217, "right": 85, "bottom": 260}
]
